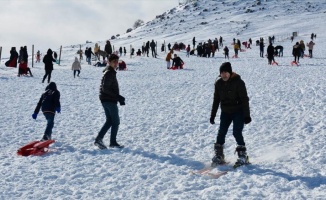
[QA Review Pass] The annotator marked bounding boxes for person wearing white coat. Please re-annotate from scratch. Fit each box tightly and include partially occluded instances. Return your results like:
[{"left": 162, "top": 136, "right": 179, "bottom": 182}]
[{"left": 72, "top": 57, "right": 81, "bottom": 78}]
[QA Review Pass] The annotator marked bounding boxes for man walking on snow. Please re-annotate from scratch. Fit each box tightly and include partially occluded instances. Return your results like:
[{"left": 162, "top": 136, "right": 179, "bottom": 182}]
[{"left": 210, "top": 62, "right": 251, "bottom": 168}]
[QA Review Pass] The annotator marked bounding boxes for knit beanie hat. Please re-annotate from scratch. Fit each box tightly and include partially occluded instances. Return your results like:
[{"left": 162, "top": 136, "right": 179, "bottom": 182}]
[{"left": 220, "top": 62, "right": 232, "bottom": 74}]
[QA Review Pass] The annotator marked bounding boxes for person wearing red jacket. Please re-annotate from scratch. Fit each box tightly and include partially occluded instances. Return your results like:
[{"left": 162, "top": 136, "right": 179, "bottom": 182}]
[{"left": 18, "top": 60, "right": 33, "bottom": 77}]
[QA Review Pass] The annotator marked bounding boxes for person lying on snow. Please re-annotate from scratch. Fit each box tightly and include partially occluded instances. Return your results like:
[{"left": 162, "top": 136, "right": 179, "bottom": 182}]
[{"left": 171, "top": 54, "right": 184, "bottom": 69}]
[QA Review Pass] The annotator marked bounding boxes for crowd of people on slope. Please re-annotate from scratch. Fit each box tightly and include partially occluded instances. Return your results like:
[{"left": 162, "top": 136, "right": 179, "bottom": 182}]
[{"left": 1, "top": 30, "right": 318, "bottom": 168}]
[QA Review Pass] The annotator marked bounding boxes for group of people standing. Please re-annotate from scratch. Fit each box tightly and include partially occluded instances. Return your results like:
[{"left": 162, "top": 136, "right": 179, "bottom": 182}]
[{"left": 5, "top": 46, "right": 33, "bottom": 77}]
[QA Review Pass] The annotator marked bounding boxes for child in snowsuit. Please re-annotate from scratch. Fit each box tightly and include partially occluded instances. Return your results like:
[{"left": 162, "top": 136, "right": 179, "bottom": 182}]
[
  {"left": 72, "top": 57, "right": 81, "bottom": 78},
  {"left": 32, "top": 82, "right": 61, "bottom": 141}
]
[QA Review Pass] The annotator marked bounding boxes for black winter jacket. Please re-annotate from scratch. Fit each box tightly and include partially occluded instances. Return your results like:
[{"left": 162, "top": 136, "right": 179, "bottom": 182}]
[
  {"left": 43, "top": 49, "right": 56, "bottom": 71},
  {"left": 99, "top": 67, "right": 120, "bottom": 103},
  {"left": 34, "top": 82, "right": 61, "bottom": 114},
  {"left": 211, "top": 73, "right": 250, "bottom": 119}
]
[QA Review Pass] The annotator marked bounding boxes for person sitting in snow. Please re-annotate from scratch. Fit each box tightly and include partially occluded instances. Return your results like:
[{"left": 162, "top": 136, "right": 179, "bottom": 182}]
[
  {"left": 94, "top": 59, "right": 107, "bottom": 67},
  {"left": 118, "top": 60, "right": 127, "bottom": 70},
  {"left": 136, "top": 49, "right": 141, "bottom": 56},
  {"left": 18, "top": 60, "right": 33, "bottom": 77},
  {"left": 32, "top": 82, "right": 61, "bottom": 141},
  {"left": 171, "top": 54, "right": 184, "bottom": 69}
]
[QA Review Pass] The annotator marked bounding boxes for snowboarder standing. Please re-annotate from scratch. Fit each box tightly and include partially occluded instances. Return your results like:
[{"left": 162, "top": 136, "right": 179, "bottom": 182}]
[
  {"left": 32, "top": 82, "right": 61, "bottom": 141},
  {"left": 210, "top": 62, "right": 251, "bottom": 168},
  {"left": 94, "top": 54, "right": 125, "bottom": 149}
]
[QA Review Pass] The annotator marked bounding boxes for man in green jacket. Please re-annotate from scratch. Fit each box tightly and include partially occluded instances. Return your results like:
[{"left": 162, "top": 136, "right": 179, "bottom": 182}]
[{"left": 210, "top": 62, "right": 251, "bottom": 167}]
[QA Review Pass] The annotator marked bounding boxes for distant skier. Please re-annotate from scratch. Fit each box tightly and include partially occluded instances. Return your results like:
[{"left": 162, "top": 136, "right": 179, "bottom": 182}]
[
  {"left": 42, "top": 49, "right": 56, "bottom": 83},
  {"left": 210, "top": 62, "right": 251, "bottom": 168},
  {"left": 123, "top": 47, "right": 127, "bottom": 56},
  {"left": 219, "top": 36, "right": 223, "bottom": 47},
  {"left": 168, "top": 43, "right": 171, "bottom": 51},
  {"left": 94, "top": 54, "right": 125, "bottom": 149},
  {"left": 32, "top": 82, "right": 61, "bottom": 141}
]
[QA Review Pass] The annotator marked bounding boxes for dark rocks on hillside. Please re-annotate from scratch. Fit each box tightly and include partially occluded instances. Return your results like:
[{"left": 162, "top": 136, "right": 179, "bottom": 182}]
[
  {"left": 180, "top": 19, "right": 185, "bottom": 23},
  {"left": 200, "top": 22, "right": 208, "bottom": 25},
  {"left": 111, "top": 35, "right": 116, "bottom": 40},
  {"left": 245, "top": 9, "right": 254, "bottom": 13},
  {"left": 203, "top": 9, "right": 208, "bottom": 12},
  {"left": 126, "top": 28, "right": 133, "bottom": 33}
]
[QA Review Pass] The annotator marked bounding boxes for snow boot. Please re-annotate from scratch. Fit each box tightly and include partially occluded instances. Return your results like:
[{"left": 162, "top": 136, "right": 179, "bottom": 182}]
[
  {"left": 41, "top": 134, "right": 51, "bottom": 141},
  {"left": 233, "top": 145, "right": 250, "bottom": 168},
  {"left": 211, "top": 143, "right": 225, "bottom": 166},
  {"left": 109, "top": 142, "right": 124, "bottom": 148},
  {"left": 94, "top": 139, "right": 108, "bottom": 150}
]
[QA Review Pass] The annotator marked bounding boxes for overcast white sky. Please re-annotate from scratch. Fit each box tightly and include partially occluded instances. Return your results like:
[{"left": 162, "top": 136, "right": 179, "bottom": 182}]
[{"left": 0, "top": 0, "right": 178, "bottom": 57}]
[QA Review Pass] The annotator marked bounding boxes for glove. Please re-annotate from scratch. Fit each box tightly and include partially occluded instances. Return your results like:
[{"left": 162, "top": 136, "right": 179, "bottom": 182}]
[
  {"left": 244, "top": 117, "right": 252, "bottom": 124},
  {"left": 32, "top": 113, "right": 37, "bottom": 120},
  {"left": 56, "top": 107, "right": 61, "bottom": 113},
  {"left": 118, "top": 95, "right": 125, "bottom": 106},
  {"left": 210, "top": 116, "right": 215, "bottom": 124}
]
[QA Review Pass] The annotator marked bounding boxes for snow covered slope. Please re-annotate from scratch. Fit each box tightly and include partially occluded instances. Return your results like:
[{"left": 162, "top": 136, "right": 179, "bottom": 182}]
[{"left": 0, "top": 0, "right": 325, "bottom": 199}]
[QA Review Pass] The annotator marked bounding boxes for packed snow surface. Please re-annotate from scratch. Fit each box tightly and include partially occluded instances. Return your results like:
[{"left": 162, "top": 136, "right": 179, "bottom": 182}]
[{"left": 0, "top": 0, "right": 325, "bottom": 199}]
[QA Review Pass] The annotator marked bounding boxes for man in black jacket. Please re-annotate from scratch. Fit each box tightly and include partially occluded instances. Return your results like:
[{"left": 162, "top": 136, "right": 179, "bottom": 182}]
[
  {"left": 210, "top": 62, "right": 251, "bottom": 168},
  {"left": 94, "top": 54, "right": 125, "bottom": 149},
  {"left": 42, "top": 49, "right": 56, "bottom": 83},
  {"left": 171, "top": 54, "right": 184, "bottom": 69}
]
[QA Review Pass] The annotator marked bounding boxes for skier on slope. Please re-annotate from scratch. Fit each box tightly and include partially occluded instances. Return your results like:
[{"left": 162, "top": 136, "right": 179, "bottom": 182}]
[{"left": 210, "top": 62, "right": 251, "bottom": 168}]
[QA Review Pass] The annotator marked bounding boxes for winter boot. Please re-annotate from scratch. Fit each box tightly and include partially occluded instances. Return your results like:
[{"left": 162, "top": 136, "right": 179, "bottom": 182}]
[
  {"left": 94, "top": 139, "right": 107, "bottom": 150},
  {"left": 211, "top": 143, "right": 225, "bottom": 166},
  {"left": 234, "top": 145, "right": 250, "bottom": 168},
  {"left": 41, "top": 134, "right": 51, "bottom": 141}
]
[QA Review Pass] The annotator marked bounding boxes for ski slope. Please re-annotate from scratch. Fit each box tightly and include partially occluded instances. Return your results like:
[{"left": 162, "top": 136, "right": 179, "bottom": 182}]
[{"left": 0, "top": 0, "right": 325, "bottom": 199}]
